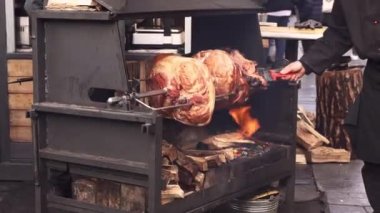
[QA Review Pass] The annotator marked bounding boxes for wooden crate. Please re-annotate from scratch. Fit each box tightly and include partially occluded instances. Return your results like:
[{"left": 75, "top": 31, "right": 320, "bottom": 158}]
[
  {"left": 7, "top": 59, "right": 33, "bottom": 143},
  {"left": 7, "top": 59, "right": 33, "bottom": 77},
  {"left": 8, "top": 77, "right": 33, "bottom": 93},
  {"left": 9, "top": 110, "right": 31, "bottom": 127},
  {"left": 8, "top": 94, "right": 33, "bottom": 110},
  {"left": 10, "top": 126, "right": 33, "bottom": 142}
]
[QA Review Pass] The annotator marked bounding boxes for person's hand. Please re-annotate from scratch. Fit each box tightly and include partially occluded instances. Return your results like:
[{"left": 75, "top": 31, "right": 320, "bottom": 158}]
[{"left": 280, "top": 61, "right": 306, "bottom": 81}]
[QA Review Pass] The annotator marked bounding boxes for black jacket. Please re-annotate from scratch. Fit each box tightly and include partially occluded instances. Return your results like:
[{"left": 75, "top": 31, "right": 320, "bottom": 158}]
[
  {"left": 24, "top": 0, "right": 43, "bottom": 15},
  {"left": 265, "top": 0, "right": 294, "bottom": 12},
  {"left": 300, "top": 0, "right": 380, "bottom": 163},
  {"left": 301, "top": 0, "right": 380, "bottom": 74}
]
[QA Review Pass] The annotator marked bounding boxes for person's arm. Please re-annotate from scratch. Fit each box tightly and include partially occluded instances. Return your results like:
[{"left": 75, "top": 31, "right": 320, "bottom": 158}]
[
  {"left": 299, "top": 0, "right": 352, "bottom": 74},
  {"left": 280, "top": 0, "right": 353, "bottom": 79}
]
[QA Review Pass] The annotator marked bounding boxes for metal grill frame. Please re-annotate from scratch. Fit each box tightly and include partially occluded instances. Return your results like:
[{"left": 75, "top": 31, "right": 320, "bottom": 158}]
[{"left": 31, "top": 8, "right": 296, "bottom": 213}]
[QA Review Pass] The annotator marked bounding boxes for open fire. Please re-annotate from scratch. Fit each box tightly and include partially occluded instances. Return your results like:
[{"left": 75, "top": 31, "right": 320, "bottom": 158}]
[{"left": 229, "top": 106, "right": 260, "bottom": 138}]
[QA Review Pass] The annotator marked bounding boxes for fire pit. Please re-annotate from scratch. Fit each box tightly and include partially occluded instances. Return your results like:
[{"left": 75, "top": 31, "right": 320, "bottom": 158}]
[{"left": 31, "top": 1, "right": 297, "bottom": 213}]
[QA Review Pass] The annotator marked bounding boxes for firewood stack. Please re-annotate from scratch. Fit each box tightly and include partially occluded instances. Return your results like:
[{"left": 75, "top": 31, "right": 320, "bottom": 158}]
[
  {"left": 296, "top": 106, "right": 351, "bottom": 164},
  {"left": 71, "top": 136, "right": 266, "bottom": 208},
  {"left": 161, "top": 139, "right": 233, "bottom": 204},
  {"left": 161, "top": 134, "right": 264, "bottom": 204},
  {"left": 71, "top": 177, "right": 147, "bottom": 211}
]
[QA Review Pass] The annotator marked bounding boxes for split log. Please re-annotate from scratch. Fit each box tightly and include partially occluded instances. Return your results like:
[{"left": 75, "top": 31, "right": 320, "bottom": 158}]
[
  {"left": 186, "top": 156, "right": 209, "bottom": 172},
  {"left": 162, "top": 165, "right": 179, "bottom": 186},
  {"left": 184, "top": 148, "right": 235, "bottom": 162},
  {"left": 316, "top": 68, "right": 363, "bottom": 150},
  {"left": 175, "top": 149, "right": 201, "bottom": 189},
  {"left": 72, "top": 178, "right": 146, "bottom": 212},
  {"left": 178, "top": 168, "right": 195, "bottom": 187},
  {"left": 162, "top": 157, "right": 171, "bottom": 166},
  {"left": 162, "top": 141, "right": 178, "bottom": 162},
  {"left": 194, "top": 172, "right": 205, "bottom": 192},
  {"left": 161, "top": 184, "right": 185, "bottom": 200},
  {"left": 176, "top": 151, "right": 200, "bottom": 177},
  {"left": 120, "top": 184, "right": 146, "bottom": 212},
  {"left": 297, "top": 108, "right": 330, "bottom": 150},
  {"left": 72, "top": 178, "right": 97, "bottom": 204},
  {"left": 107, "top": 181, "right": 121, "bottom": 209},
  {"left": 187, "top": 154, "right": 226, "bottom": 172},
  {"left": 95, "top": 180, "right": 121, "bottom": 209},
  {"left": 296, "top": 147, "right": 307, "bottom": 165},
  {"left": 298, "top": 106, "right": 315, "bottom": 128},
  {"left": 203, "top": 167, "right": 229, "bottom": 189},
  {"left": 297, "top": 119, "right": 329, "bottom": 150},
  {"left": 306, "top": 146, "right": 351, "bottom": 163},
  {"left": 161, "top": 198, "right": 175, "bottom": 205}
]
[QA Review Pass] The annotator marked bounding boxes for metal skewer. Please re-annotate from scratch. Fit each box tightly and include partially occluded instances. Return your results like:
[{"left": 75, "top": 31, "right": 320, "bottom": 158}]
[{"left": 134, "top": 98, "right": 193, "bottom": 111}]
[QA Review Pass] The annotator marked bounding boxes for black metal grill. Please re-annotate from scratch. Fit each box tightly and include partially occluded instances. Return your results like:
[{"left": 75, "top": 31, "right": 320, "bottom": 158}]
[{"left": 31, "top": 1, "right": 296, "bottom": 212}]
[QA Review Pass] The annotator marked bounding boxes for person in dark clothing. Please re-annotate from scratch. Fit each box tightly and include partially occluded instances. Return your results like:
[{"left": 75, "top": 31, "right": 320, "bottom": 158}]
[
  {"left": 296, "top": 0, "right": 323, "bottom": 52},
  {"left": 265, "top": 0, "right": 294, "bottom": 65},
  {"left": 297, "top": 0, "right": 323, "bottom": 23},
  {"left": 24, "top": 0, "right": 43, "bottom": 15},
  {"left": 281, "top": 0, "right": 380, "bottom": 211}
]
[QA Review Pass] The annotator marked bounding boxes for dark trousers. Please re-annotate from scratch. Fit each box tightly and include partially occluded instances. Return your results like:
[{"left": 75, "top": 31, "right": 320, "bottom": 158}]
[
  {"left": 267, "top": 15, "right": 290, "bottom": 62},
  {"left": 362, "top": 162, "right": 380, "bottom": 212}
]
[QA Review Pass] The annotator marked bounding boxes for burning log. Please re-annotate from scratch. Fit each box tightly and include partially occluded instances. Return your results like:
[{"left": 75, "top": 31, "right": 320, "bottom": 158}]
[
  {"left": 202, "top": 132, "right": 254, "bottom": 149},
  {"left": 229, "top": 106, "right": 260, "bottom": 138},
  {"left": 185, "top": 148, "right": 235, "bottom": 163}
]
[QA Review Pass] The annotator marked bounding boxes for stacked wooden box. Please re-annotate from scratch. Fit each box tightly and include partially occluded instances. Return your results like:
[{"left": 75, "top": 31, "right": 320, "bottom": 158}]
[{"left": 7, "top": 59, "right": 33, "bottom": 142}]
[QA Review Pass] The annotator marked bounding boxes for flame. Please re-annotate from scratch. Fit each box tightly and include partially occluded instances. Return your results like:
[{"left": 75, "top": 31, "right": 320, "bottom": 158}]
[{"left": 229, "top": 106, "right": 260, "bottom": 138}]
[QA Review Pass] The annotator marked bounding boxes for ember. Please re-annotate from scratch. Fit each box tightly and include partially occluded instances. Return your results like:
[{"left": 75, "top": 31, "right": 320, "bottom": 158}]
[{"left": 229, "top": 106, "right": 260, "bottom": 138}]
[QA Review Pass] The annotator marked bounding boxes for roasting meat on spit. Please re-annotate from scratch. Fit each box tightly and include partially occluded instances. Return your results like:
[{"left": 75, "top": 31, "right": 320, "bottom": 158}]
[
  {"left": 193, "top": 49, "right": 267, "bottom": 104},
  {"left": 227, "top": 49, "right": 267, "bottom": 87},
  {"left": 149, "top": 54, "right": 216, "bottom": 126}
]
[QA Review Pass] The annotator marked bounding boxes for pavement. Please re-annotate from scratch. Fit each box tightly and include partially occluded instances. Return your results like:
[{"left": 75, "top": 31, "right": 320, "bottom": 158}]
[
  {"left": 313, "top": 161, "right": 373, "bottom": 213},
  {"left": 297, "top": 73, "right": 373, "bottom": 213},
  {"left": 0, "top": 161, "right": 372, "bottom": 213}
]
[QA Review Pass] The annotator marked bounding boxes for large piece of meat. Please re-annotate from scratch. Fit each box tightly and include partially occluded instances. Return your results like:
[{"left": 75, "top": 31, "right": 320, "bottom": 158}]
[
  {"left": 149, "top": 54, "right": 215, "bottom": 126},
  {"left": 193, "top": 50, "right": 248, "bottom": 104},
  {"left": 227, "top": 50, "right": 267, "bottom": 87},
  {"left": 194, "top": 49, "right": 267, "bottom": 105}
]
